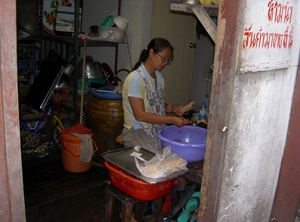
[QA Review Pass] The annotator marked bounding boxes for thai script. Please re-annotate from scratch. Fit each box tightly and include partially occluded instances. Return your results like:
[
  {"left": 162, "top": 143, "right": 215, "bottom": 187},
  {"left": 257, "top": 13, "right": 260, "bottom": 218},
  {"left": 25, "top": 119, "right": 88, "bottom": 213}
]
[
  {"left": 267, "top": 0, "right": 293, "bottom": 23},
  {"left": 243, "top": 25, "right": 293, "bottom": 49},
  {"left": 243, "top": 1, "right": 294, "bottom": 49}
]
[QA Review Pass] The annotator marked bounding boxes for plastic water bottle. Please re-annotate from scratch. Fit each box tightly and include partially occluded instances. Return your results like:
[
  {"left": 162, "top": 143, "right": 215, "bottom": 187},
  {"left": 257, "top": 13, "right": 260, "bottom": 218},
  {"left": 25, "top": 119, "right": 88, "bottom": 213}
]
[{"left": 199, "top": 101, "right": 207, "bottom": 122}]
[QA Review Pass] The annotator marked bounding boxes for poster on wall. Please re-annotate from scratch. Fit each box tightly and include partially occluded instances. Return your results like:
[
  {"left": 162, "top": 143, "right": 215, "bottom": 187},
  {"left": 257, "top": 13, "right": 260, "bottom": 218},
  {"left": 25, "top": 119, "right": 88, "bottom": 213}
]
[
  {"left": 238, "top": 0, "right": 297, "bottom": 73},
  {"left": 37, "top": 0, "right": 79, "bottom": 35}
]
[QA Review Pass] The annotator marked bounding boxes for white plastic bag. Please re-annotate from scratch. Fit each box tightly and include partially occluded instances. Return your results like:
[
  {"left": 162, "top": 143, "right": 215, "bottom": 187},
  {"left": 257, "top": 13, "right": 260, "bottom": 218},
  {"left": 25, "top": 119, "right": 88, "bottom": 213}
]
[{"left": 134, "top": 146, "right": 188, "bottom": 179}]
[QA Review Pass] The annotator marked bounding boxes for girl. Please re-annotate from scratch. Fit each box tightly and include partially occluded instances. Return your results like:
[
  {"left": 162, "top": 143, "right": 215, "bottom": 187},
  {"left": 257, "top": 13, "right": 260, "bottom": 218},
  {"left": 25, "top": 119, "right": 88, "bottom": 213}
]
[{"left": 122, "top": 37, "right": 190, "bottom": 153}]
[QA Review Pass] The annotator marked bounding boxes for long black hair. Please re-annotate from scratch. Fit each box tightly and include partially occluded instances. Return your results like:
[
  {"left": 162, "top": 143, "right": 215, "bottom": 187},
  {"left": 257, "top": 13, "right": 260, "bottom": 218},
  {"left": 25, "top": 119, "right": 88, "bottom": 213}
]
[{"left": 133, "top": 37, "right": 174, "bottom": 71}]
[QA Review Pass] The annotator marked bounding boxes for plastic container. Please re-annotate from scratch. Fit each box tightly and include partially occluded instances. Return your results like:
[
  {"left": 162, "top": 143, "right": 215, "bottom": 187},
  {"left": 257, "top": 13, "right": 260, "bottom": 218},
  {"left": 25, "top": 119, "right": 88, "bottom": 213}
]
[
  {"left": 89, "top": 25, "right": 98, "bottom": 37},
  {"left": 61, "top": 132, "right": 97, "bottom": 173},
  {"left": 100, "top": 15, "right": 114, "bottom": 27},
  {"left": 158, "top": 125, "right": 207, "bottom": 163},
  {"left": 98, "top": 26, "right": 125, "bottom": 42},
  {"left": 92, "top": 86, "right": 122, "bottom": 100},
  {"left": 113, "top": 16, "right": 129, "bottom": 31},
  {"left": 192, "top": 112, "right": 199, "bottom": 122},
  {"left": 104, "top": 161, "right": 175, "bottom": 201}
]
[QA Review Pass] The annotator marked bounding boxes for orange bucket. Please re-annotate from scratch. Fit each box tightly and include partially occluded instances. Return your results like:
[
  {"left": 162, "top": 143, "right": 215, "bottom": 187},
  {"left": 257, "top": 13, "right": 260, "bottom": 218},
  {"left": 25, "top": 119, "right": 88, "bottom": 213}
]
[{"left": 61, "top": 132, "right": 98, "bottom": 173}]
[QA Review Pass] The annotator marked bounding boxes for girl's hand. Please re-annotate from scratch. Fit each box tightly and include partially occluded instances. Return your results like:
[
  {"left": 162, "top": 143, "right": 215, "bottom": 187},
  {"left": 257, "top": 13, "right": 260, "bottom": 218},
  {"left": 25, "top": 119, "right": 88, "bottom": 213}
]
[{"left": 172, "top": 116, "right": 191, "bottom": 127}]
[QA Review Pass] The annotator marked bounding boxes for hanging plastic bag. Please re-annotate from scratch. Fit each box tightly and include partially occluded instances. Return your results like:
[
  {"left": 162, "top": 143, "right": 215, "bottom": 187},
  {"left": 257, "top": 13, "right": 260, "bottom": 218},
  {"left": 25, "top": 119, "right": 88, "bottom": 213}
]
[{"left": 134, "top": 146, "right": 188, "bottom": 179}]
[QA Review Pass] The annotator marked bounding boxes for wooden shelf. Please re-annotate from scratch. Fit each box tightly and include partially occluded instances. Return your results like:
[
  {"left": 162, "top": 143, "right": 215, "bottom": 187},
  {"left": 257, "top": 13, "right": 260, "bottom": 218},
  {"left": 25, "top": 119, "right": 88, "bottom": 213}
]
[{"left": 170, "top": 3, "right": 218, "bottom": 43}]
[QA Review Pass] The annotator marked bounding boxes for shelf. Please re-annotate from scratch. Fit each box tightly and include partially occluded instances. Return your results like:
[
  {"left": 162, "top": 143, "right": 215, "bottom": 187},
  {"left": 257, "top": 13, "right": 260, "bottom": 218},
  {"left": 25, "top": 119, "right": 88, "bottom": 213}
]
[
  {"left": 170, "top": 3, "right": 218, "bottom": 43},
  {"left": 17, "top": 41, "right": 38, "bottom": 80},
  {"left": 18, "top": 68, "right": 34, "bottom": 77},
  {"left": 171, "top": 3, "right": 218, "bottom": 15},
  {"left": 38, "top": 0, "right": 123, "bottom": 121},
  {"left": 41, "top": 35, "right": 117, "bottom": 47}
]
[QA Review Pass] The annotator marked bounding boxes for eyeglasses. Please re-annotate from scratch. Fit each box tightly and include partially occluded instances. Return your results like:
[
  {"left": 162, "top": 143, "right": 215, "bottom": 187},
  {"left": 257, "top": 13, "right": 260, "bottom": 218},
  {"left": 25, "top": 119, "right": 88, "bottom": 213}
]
[{"left": 156, "top": 53, "right": 173, "bottom": 65}]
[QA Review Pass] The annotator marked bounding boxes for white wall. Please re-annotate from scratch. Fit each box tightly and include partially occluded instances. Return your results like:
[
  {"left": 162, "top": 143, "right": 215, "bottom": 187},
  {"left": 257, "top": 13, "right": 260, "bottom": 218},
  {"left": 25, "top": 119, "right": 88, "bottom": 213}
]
[
  {"left": 151, "top": 0, "right": 196, "bottom": 106},
  {"left": 82, "top": 0, "right": 153, "bottom": 81},
  {"left": 190, "top": 35, "right": 215, "bottom": 111},
  {"left": 82, "top": 0, "right": 215, "bottom": 107},
  {"left": 204, "top": 1, "right": 300, "bottom": 220},
  {"left": 216, "top": 68, "right": 297, "bottom": 221}
]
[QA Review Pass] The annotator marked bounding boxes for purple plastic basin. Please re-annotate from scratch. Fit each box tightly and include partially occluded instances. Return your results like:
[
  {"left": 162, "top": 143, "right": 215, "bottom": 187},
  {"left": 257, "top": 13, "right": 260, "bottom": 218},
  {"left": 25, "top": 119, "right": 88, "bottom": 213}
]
[{"left": 158, "top": 125, "right": 207, "bottom": 163}]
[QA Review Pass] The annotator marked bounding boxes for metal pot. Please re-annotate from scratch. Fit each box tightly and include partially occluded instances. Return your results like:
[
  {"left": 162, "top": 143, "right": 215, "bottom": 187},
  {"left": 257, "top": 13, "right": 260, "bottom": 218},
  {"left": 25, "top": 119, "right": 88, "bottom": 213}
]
[{"left": 77, "top": 56, "right": 106, "bottom": 80}]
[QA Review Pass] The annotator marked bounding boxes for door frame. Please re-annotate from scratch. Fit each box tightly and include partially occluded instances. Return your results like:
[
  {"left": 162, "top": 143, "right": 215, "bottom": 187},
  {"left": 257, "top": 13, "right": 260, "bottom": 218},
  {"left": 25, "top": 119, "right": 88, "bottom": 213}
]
[
  {"left": 270, "top": 67, "right": 300, "bottom": 221},
  {"left": 0, "top": 1, "right": 26, "bottom": 221}
]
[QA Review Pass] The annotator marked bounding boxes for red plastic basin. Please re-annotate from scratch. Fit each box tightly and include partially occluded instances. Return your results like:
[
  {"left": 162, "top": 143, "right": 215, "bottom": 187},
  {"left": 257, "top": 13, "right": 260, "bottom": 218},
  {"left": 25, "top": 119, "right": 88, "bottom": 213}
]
[{"left": 104, "top": 161, "right": 175, "bottom": 201}]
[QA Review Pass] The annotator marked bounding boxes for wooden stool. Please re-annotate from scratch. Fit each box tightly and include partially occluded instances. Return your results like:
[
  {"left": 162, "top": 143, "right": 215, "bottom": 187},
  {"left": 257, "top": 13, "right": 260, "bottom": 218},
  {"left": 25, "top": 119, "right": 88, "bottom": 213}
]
[
  {"left": 103, "top": 181, "right": 134, "bottom": 222},
  {"left": 103, "top": 181, "right": 164, "bottom": 222}
]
